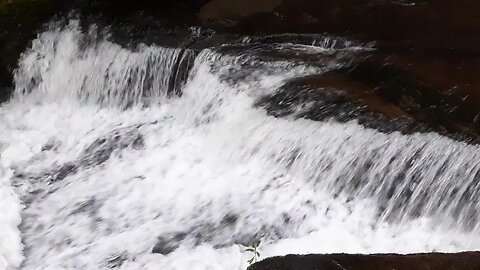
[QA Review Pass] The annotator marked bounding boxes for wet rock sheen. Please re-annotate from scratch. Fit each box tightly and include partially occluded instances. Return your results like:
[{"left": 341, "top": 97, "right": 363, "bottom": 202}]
[{"left": 249, "top": 252, "right": 480, "bottom": 270}]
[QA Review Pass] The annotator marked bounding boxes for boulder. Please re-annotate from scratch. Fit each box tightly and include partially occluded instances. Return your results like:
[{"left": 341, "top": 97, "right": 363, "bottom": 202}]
[{"left": 249, "top": 252, "right": 480, "bottom": 270}]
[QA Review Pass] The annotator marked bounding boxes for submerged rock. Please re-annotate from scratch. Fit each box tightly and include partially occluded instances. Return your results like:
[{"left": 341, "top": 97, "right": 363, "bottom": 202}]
[{"left": 249, "top": 252, "right": 480, "bottom": 270}]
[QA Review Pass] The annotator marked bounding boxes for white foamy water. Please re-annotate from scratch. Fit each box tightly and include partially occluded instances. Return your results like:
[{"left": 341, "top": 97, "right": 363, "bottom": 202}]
[
  {"left": 0, "top": 168, "right": 23, "bottom": 270},
  {"left": 1, "top": 21, "right": 480, "bottom": 270}
]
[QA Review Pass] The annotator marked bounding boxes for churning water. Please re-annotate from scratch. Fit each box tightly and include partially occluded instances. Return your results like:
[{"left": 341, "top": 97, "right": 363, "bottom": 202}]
[{"left": 1, "top": 20, "right": 480, "bottom": 270}]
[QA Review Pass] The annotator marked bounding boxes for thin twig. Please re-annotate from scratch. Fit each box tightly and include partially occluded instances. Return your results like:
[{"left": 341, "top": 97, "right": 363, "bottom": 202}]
[{"left": 332, "top": 260, "right": 347, "bottom": 270}]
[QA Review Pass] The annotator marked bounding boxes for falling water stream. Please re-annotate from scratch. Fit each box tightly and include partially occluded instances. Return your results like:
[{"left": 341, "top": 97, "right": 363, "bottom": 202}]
[{"left": 1, "top": 20, "right": 480, "bottom": 270}]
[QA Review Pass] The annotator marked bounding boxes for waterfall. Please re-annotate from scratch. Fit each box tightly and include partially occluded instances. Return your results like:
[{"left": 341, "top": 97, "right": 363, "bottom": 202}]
[
  {"left": 14, "top": 21, "right": 196, "bottom": 108},
  {"left": 1, "top": 20, "right": 479, "bottom": 269}
]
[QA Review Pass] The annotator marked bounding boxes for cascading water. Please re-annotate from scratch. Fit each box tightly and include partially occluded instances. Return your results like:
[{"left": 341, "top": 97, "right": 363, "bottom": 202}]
[
  {"left": 14, "top": 21, "right": 195, "bottom": 108},
  {"left": 1, "top": 20, "right": 480, "bottom": 270}
]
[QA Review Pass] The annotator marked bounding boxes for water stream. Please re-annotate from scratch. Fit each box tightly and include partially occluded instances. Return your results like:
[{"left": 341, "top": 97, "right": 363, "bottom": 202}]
[{"left": 1, "top": 20, "right": 479, "bottom": 270}]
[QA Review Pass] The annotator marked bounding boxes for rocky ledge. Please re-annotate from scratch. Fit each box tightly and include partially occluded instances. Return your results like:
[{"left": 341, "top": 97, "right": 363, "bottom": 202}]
[
  {"left": 1, "top": 0, "right": 480, "bottom": 141},
  {"left": 248, "top": 252, "right": 480, "bottom": 270}
]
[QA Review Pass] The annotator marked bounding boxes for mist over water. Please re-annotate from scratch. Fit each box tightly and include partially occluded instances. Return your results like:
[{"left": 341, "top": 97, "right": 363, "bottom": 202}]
[{"left": 1, "top": 20, "right": 480, "bottom": 269}]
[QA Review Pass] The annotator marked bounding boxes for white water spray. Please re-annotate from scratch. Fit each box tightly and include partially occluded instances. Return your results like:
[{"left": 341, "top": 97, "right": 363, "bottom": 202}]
[
  {"left": 14, "top": 21, "right": 194, "bottom": 108},
  {"left": 1, "top": 20, "right": 479, "bottom": 270}
]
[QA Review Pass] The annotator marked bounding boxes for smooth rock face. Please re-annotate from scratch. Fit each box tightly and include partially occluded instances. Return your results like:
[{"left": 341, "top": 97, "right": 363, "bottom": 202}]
[
  {"left": 249, "top": 252, "right": 480, "bottom": 270},
  {"left": 199, "top": 0, "right": 282, "bottom": 20}
]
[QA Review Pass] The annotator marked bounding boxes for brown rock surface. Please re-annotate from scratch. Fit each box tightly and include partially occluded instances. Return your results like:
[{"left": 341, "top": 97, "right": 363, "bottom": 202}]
[
  {"left": 249, "top": 252, "right": 480, "bottom": 270},
  {"left": 300, "top": 52, "right": 480, "bottom": 139},
  {"left": 199, "top": 0, "right": 282, "bottom": 21},
  {"left": 198, "top": 0, "right": 480, "bottom": 140}
]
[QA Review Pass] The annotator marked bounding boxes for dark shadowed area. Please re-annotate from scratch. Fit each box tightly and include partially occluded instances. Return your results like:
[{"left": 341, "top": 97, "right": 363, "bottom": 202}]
[{"left": 249, "top": 252, "right": 480, "bottom": 270}]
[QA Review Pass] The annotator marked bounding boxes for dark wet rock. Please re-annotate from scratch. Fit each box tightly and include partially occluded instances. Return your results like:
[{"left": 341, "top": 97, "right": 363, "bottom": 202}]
[
  {"left": 199, "top": 0, "right": 282, "bottom": 21},
  {"left": 168, "top": 49, "right": 197, "bottom": 96},
  {"left": 81, "top": 129, "right": 144, "bottom": 167},
  {"left": 201, "top": 0, "right": 480, "bottom": 53},
  {"left": 69, "top": 198, "right": 98, "bottom": 216},
  {"left": 151, "top": 211, "right": 297, "bottom": 255},
  {"left": 214, "top": 35, "right": 368, "bottom": 67},
  {"left": 49, "top": 127, "right": 144, "bottom": 182},
  {"left": 322, "top": 57, "right": 480, "bottom": 141},
  {"left": 250, "top": 45, "right": 480, "bottom": 143},
  {"left": 248, "top": 252, "right": 480, "bottom": 270},
  {"left": 256, "top": 79, "right": 424, "bottom": 135},
  {"left": 105, "top": 253, "right": 128, "bottom": 269},
  {"left": 53, "top": 163, "right": 78, "bottom": 182},
  {"left": 10, "top": 125, "right": 147, "bottom": 188},
  {"left": 0, "top": 57, "right": 12, "bottom": 101},
  {"left": 70, "top": 0, "right": 211, "bottom": 49},
  {"left": 197, "top": 0, "right": 480, "bottom": 141},
  {"left": 41, "top": 140, "right": 59, "bottom": 152},
  {"left": 152, "top": 233, "right": 188, "bottom": 255},
  {"left": 241, "top": 34, "right": 372, "bottom": 50}
]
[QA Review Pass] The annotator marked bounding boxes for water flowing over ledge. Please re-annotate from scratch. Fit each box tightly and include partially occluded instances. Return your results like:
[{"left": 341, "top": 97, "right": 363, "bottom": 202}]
[
  {"left": 1, "top": 20, "right": 480, "bottom": 269},
  {"left": 14, "top": 21, "right": 196, "bottom": 109}
]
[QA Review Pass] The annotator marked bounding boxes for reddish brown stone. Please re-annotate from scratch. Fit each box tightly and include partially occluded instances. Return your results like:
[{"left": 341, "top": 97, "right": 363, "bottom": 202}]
[{"left": 249, "top": 252, "right": 480, "bottom": 270}]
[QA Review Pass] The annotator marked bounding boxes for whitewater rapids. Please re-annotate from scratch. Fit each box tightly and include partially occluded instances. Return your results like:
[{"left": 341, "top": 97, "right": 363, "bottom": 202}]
[{"left": 0, "top": 20, "right": 479, "bottom": 269}]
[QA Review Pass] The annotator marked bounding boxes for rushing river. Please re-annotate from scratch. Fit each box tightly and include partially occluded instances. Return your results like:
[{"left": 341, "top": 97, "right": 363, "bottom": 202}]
[{"left": 1, "top": 20, "right": 479, "bottom": 270}]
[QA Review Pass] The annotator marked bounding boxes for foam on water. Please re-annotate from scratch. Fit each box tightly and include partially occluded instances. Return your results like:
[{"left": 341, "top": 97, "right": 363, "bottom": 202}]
[
  {"left": 0, "top": 168, "right": 23, "bottom": 270},
  {"left": 1, "top": 21, "right": 480, "bottom": 269}
]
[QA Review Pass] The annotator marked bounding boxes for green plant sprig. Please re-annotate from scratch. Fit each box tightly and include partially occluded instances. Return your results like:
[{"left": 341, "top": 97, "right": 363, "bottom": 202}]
[{"left": 245, "top": 239, "right": 261, "bottom": 265}]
